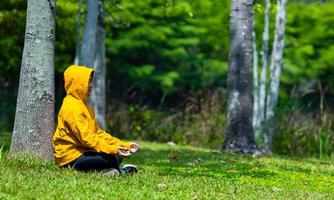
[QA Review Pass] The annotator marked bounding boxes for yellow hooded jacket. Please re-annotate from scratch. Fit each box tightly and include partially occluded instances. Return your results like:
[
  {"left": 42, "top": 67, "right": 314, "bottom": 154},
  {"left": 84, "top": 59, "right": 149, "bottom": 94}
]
[{"left": 53, "top": 65, "right": 131, "bottom": 166}]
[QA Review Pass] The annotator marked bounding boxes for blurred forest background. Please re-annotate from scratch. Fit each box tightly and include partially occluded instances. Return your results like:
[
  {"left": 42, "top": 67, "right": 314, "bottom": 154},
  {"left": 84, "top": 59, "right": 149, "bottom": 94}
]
[{"left": 1, "top": 0, "right": 334, "bottom": 157}]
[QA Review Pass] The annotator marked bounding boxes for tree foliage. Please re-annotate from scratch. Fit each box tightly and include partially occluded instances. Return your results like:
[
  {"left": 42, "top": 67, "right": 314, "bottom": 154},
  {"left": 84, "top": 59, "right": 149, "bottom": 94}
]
[
  {"left": 283, "top": 3, "right": 334, "bottom": 87},
  {"left": 105, "top": 0, "right": 230, "bottom": 99}
]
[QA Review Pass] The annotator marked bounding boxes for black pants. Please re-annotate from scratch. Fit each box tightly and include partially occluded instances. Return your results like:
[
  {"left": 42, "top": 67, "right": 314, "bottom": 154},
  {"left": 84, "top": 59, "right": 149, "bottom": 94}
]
[{"left": 65, "top": 152, "right": 122, "bottom": 172}]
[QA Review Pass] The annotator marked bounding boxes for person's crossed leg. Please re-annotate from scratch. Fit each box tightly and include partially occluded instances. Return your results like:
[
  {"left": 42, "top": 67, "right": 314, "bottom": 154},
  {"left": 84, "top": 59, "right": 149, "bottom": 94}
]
[{"left": 65, "top": 151, "right": 138, "bottom": 176}]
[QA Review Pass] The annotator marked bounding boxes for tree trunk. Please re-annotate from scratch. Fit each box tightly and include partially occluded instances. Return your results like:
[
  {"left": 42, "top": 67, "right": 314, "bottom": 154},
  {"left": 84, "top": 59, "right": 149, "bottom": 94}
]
[
  {"left": 74, "top": 0, "right": 83, "bottom": 65},
  {"left": 79, "top": 0, "right": 106, "bottom": 128},
  {"left": 79, "top": 0, "right": 99, "bottom": 67},
  {"left": 10, "top": 0, "right": 56, "bottom": 160},
  {"left": 252, "top": 20, "right": 260, "bottom": 138},
  {"left": 258, "top": 0, "right": 271, "bottom": 127},
  {"left": 222, "top": 0, "right": 258, "bottom": 154},
  {"left": 264, "top": 0, "right": 288, "bottom": 155},
  {"left": 90, "top": 0, "right": 106, "bottom": 129}
]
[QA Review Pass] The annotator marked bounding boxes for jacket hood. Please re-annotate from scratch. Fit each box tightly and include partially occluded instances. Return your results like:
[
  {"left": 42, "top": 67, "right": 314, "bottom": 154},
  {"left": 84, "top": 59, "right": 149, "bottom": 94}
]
[{"left": 64, "top": 65, "right": 93, "bottom": 103}]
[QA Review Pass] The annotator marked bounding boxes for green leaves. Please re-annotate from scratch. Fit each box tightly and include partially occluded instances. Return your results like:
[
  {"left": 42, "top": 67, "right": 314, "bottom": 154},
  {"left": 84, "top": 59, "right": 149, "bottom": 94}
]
[
  {"left": 127, "top": 65, "right": 155, "bottom": 79},
  {"left": 107, "top": 0, "right": 230, "bottom": 96},
  {"left": 153, "top": 71, "right": 180, "bottom": 92},
  {"left": 283, "top": 3, "right": 334, "bottom": 86}
]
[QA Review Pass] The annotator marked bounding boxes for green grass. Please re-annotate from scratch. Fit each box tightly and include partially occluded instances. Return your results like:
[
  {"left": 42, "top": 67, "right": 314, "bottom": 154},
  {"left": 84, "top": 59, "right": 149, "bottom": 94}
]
[
  {"left": 0, "top": 136, "right": 334, "bottom": 199},
  {"left": 0, "top": 132, "right": 11, "bottom": 151}
]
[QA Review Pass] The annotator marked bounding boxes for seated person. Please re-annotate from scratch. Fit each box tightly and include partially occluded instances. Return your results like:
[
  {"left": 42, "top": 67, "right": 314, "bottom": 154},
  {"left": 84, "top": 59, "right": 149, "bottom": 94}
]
[{"left": 53, "top": 65, "right": 140, "bottom": 175}]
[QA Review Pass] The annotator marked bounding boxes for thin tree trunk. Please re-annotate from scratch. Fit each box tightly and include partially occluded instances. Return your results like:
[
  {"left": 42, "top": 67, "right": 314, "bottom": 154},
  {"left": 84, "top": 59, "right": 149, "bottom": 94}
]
[
  {"left": 258, "top": 0, "right": 270, "bottom": 127},
  {"left": 74, "top": 0, "right": 83, "bottom": 65},
  {"left": 264, "top": 0, "right": 288, "bottom": 154},
  {"left": 10, "top": 0, "right": 56, "bottom": 160},
  {"left": 79, "top": 0, "right": 99, "bottom": 67},
  {"left": 90, "top": 0, "right": 106, "bottom": 129},
  {"left": 222, "top": 0, "right": 259, "bottom": 154},
  {"left": 79, "top": 0, "right": 106, "bottom": 128},
  {"left": 318, "top": 80, "right": 326, "bottom": 123},
  {"left": 252, "top": 20, "right": 260, "bottom": 138}
]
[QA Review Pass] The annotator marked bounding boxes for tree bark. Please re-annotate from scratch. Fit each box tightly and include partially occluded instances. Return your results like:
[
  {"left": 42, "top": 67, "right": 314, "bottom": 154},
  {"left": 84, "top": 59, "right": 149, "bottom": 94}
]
[
  {"left": 79, "top": 0, "right": 106, "bottom": 128},
  {"left": 258, "top": 0, "right": 271, "bottom": 127},
  {"left": 79, "top": 0, "right": 99, "bottom": 67},
  {"left": 222, "top": 0, "right": 258, "bottom": 154},
  {"left": 10, "top": 0, "right": 56, "bottom": 160},
  {"left": 90, "top": 0, "right": 106, "bottom": 129},
  {"left": 252, "top": 20, "right": 260, "bottom": 138},
  {"left": 264, "top": 0, "right": 288, "bottom": 154},
  {"left": 74, "top": 0, "right": 83, "bottom": 65}
]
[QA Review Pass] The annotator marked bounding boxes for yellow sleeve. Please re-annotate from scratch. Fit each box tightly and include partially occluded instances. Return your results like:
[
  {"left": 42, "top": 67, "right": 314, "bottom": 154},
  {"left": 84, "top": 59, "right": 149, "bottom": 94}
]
[
  {"left": 95, "top": 123, "right": 132, "bottom": 149},
  {"left": 85, "top": 105, "right": 132, "bottom": 150},
  {"left": 68, "top": 111, "right": 120, "bottom": 155}
]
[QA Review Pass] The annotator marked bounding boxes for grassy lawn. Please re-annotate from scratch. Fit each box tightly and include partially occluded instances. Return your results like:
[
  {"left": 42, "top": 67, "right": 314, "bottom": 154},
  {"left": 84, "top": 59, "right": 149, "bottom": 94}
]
[{"left": 0, "top": 133, "right": 334, "bottom": 199}]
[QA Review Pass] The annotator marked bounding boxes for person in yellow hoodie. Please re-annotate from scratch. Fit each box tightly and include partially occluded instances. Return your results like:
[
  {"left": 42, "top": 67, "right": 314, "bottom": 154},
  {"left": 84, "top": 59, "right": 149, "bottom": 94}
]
[{"left": 53, "top": 65, "right": 140, "bottom": 175}]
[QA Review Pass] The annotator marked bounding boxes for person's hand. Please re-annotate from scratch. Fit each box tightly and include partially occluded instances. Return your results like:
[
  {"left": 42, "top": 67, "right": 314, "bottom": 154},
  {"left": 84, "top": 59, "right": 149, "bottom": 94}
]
[
  {"left": 117, "top": 146, "right": 131, "bottom": 157},
  {"left": 130, "top": 142, "right": 141, "bottom": 153}
]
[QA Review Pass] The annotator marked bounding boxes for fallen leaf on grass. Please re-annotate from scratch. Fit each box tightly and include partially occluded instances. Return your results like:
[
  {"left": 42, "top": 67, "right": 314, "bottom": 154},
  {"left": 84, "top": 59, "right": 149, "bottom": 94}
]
[
  {"left": 272, "top": 187, "right": 283, "bottom": 191},
  {"left": 167, "top": 141, "right": 177, "bottom": 146},
  {"left": 157, "top": 183, "right": 167, "bottom": 191},
  {"left": 168, "top": 153, "right": 179, "bottom": 163}
]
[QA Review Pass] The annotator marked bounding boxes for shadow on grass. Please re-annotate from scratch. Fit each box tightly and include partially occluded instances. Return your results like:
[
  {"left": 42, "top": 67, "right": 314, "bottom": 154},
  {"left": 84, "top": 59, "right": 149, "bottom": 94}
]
[
  {"left": 132, "top": 147, "right": 334, "bottom": 180},
  {"left": 131, "top": 147, "right": 278, "bottom": 180},
  {"left": 276, "top": 162, "right": 334, "bottom": 176}
]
